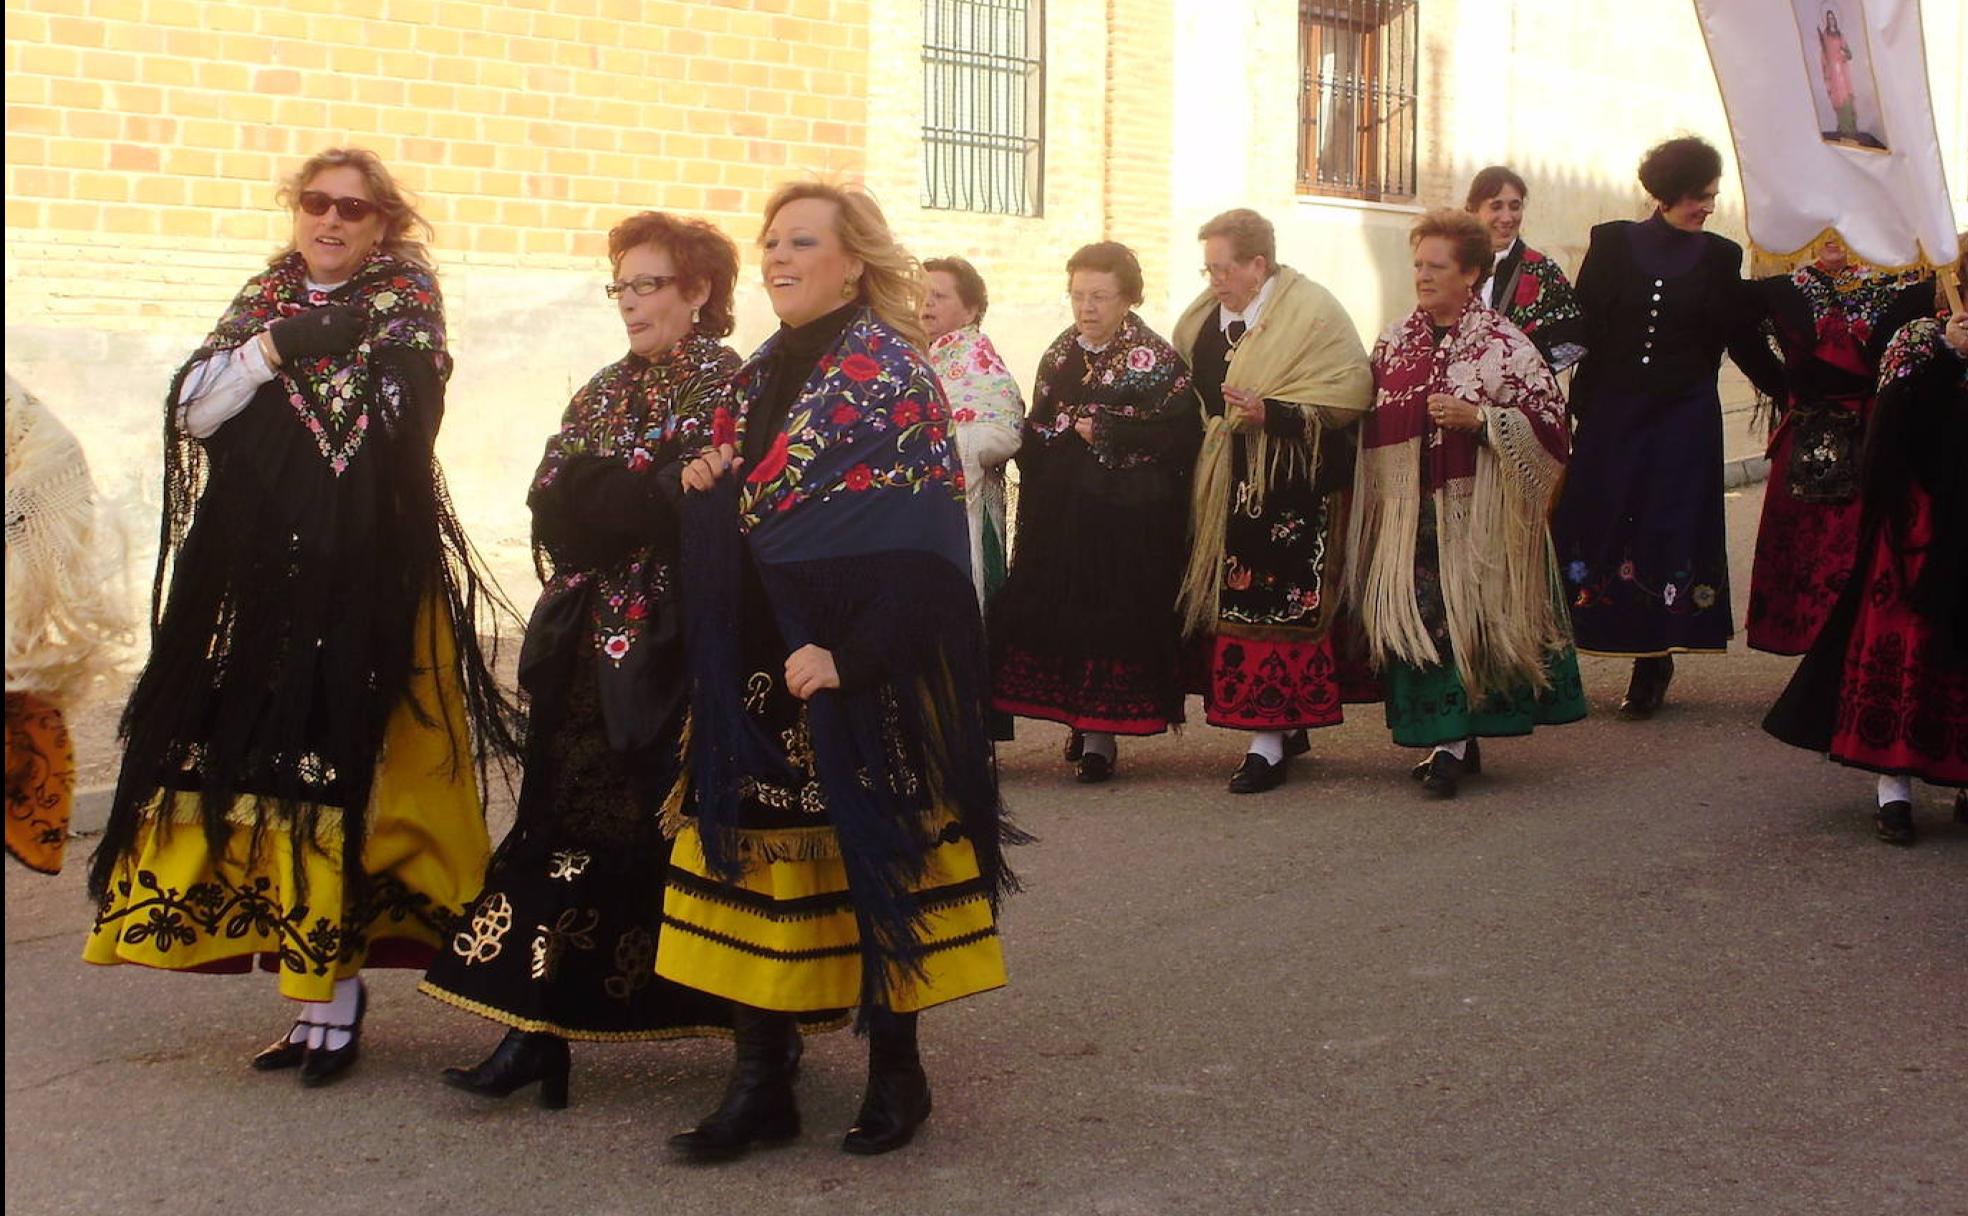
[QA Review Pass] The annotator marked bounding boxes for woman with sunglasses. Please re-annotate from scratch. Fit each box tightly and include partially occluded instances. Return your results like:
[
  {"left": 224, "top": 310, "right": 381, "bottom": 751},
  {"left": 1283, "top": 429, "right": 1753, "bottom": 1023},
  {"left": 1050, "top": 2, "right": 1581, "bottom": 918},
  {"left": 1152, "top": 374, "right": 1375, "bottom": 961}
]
[
  {"left": 989, "top": 242, "right": 1201, "bottom": 782},
  {"left": 85, "top": 148, "right": 519, "bottom": 1087},
  {"left": 423, "top": 211, "right": 810, "bottom": 1105}
]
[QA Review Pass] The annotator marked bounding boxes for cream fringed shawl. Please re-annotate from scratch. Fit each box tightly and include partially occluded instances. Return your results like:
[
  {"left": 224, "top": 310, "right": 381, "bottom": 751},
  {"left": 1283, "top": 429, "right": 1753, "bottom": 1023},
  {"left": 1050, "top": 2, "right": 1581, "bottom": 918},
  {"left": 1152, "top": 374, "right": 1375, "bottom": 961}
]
[
  {"left": 1171, "top": 267, "right": 1373, "bottom": 636},
  {"left": 4, "top": 374, "right": 128, "bottom": 705},
  {"left": 1345, "top": 302, "right": 1571, "bottom": 701}
]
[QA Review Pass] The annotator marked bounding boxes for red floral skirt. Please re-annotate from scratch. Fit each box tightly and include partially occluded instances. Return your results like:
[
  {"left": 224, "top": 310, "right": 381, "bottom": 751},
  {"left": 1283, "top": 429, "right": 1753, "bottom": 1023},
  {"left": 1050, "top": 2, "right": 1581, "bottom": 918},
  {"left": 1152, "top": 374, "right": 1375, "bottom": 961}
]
[
  {"left": 1191, "top": 632, "right": 1378, "bottom": 731},
  {"left": 1821, "top": 494, "right": 1968, "bottom": 782},
  {"left": 992, "top": 644, "right": 1182, "bottom": 735},
  {"left": 1746, "top": 421, "right": 1864, "bottom": 655}
]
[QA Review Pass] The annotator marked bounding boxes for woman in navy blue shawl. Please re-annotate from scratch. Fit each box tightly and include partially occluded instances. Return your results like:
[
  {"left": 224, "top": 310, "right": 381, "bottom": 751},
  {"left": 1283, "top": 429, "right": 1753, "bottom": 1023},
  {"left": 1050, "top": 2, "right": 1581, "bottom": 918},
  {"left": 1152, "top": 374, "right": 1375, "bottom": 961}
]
[{"left": 658, "top": 184, "right": 1018, "bottom": 1161}]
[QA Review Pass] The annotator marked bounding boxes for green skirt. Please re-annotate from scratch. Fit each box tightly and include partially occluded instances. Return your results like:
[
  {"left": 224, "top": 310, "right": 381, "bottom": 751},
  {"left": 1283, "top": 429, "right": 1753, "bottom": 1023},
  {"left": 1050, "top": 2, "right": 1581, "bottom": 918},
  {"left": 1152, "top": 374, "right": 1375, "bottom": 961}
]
[{"left": 1382, "top": 646, "right": 1587, "bottom": 748}]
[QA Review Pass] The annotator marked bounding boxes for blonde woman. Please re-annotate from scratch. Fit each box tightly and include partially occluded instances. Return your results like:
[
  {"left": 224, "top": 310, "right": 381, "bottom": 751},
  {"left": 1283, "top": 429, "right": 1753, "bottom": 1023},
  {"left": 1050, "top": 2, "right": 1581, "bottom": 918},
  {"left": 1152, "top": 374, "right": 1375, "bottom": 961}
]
[{"left": 662, "top": 183, "right": 1019, "bottom": 1159}]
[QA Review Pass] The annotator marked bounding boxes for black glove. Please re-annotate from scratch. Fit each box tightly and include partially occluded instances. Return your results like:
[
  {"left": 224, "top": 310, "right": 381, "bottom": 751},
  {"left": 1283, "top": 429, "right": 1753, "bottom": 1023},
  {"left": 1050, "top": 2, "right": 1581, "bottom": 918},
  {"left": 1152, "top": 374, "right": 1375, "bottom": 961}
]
[{"left": 267, "top": 303, "right": 366, "bottom": 363}]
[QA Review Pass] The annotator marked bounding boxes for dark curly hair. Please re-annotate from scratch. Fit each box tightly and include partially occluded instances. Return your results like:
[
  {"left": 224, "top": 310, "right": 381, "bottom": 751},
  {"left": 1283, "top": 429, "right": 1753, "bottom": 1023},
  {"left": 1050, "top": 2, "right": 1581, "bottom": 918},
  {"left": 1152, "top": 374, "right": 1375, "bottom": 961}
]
[
  {"left": 606, "top": 211, "right": 739, "bottom": 339},
  {"left": 1638, "top": 137, "right": 1724, "bottom": 207}
]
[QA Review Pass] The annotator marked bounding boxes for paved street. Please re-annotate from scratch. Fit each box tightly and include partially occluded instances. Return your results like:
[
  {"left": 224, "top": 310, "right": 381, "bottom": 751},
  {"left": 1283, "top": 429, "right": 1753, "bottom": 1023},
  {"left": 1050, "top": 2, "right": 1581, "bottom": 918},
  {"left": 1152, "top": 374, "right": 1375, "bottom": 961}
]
[{"left": 6, "top": 488, "right": 1964, "bottom": 1216}]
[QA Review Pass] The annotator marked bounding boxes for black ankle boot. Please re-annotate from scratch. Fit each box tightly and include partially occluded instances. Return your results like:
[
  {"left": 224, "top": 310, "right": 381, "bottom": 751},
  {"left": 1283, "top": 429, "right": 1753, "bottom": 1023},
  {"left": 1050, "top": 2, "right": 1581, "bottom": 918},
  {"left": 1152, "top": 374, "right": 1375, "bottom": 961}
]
[
  {"left": 669, "top": 1005, "right": 800, "bottom": 1161},
  {"left": 1618, "top": 656, "right": 1674, "bottom": 719},
  {"left": 842, "top": 1007, "right": 932, "bottom": 1155},
  {"left": 442, "top": 1028, "right": 571, "bottom": 1109}
]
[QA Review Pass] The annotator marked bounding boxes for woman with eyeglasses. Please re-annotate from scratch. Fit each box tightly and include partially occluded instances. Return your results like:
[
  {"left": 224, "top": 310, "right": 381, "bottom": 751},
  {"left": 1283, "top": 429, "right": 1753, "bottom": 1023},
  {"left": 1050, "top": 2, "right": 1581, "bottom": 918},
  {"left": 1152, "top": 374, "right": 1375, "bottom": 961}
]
[
  {"left": 84, "top": 148, "right": 520, "bottom": 1087},
  {"left": 990, "top": 241, "right": 1202, "bottom": 782},
  {"left": 1172, "top": 208, "right": 1374, "bottom": 795},
  {"left": 422, "top": 211, "right": 777, "bottom": 1107}
]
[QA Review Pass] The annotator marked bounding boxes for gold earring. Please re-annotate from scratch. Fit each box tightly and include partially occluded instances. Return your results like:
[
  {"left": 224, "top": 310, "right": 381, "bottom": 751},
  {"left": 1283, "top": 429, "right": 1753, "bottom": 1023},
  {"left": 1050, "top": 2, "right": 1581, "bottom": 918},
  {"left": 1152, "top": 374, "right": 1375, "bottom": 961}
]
[
  {"left": 691, "top": 306, "right": 701, "bottom": 324},
  {"left": 841, "top": 277, "right": 858, "bottom": 300}
]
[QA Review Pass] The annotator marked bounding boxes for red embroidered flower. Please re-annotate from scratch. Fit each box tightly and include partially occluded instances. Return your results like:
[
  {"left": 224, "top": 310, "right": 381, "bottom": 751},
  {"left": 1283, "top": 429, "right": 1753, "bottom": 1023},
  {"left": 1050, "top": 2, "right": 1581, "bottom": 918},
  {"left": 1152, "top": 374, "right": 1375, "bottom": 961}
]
[
  {"left": 625, "top": 601, "right": 647, "bottom": 620},
  {"left": 1126, "top": 346, "right": 1156, "bottom": 372},
  {"left": 926, "top": 425, "right": 945, "bottom": 444},
  {"left": 626, "top": 447, "right": 652, "bottom": 472},
  {"left": 1514, "top": 274, "right": 1538, "bottom": 309},
  {"left": 928, "top": 463, "right": 947, "bottom": 481},
  {"left": 839, "top": 353, "right": 881, "bottom": 382},
  {"left": 746, "top": 431, "right": 790, "bottom": 484},
  {"left": 952, "top": 408, "right": 977, "bottom": 423},
  {"left": 831, "top": 404, "right": 861, "bottom": 426},
  {"left": 952, "top": 467, "right": 966, "bottom": 490},
  {"left": 711, "top": 406, "right": 737, "bottom": 446},
  {"left": 893, "top": 402, "right": 921, "bottom": 426},
  {"left": 845, "top": 464, "right": 874, "bottom": 491}
]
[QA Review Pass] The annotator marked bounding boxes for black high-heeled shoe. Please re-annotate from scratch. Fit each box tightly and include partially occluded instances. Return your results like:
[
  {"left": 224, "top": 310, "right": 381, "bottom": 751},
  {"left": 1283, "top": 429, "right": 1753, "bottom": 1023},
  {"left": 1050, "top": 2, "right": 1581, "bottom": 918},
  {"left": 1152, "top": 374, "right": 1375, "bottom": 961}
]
[
  {"left": 249, "top": 1020, "right": 310, "bottom": 1072},
  {"left": 442, "top": 1028, "right": 571, "bottom": 1109},
  {"left": 298, "top": 980, "right": 365, "bottom": 1088},
  {"left": 842, "top": 1007, "right": 931, "bottom": 1155},
  {"left": 669, "top": 1005, "right": 801, "bottom": 1162}
]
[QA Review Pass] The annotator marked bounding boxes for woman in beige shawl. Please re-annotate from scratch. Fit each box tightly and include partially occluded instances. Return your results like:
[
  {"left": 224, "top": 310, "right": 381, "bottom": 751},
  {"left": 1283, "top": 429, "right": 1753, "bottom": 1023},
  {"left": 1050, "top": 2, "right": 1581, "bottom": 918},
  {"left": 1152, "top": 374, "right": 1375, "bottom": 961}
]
[{"left": 1172, "top": 209, "right": 1373, "bottom": 794}]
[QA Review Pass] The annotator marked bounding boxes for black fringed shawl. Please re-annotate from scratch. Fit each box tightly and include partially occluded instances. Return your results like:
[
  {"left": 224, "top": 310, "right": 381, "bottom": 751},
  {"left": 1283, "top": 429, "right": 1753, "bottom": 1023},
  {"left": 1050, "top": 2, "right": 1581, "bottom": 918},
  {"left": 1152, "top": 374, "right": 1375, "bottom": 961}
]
[
  {"left": 89, "top": 249, "right": 521, "bottom": 903},
  {"left": 679, "top": 306, "right": 1023, "bottom": 1012}
]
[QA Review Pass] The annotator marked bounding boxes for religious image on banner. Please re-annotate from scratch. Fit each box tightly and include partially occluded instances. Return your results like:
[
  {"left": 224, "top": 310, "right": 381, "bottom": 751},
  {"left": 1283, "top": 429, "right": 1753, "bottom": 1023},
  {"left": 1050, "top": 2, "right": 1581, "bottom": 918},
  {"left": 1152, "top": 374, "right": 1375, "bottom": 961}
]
[{"left": 1795, "top": 1, "right": 1888, "bottom": 150}]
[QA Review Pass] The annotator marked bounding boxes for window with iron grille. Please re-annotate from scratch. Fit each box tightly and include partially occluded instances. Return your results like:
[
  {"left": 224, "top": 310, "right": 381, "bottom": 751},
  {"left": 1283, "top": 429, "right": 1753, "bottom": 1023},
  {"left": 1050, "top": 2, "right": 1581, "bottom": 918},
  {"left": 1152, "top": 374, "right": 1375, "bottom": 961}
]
[
  {"left": 922, "top": 0, "right": 1045, "bottom": 216},
  {"left": 1298, "top": 0, "right": 1419, "bottom": 201}
]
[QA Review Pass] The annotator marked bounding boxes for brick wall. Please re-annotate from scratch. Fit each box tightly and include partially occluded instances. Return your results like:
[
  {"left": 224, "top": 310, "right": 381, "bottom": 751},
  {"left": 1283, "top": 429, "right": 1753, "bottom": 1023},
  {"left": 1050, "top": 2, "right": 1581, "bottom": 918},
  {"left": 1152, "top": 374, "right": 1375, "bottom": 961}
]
[{"left": 5, "top": 0, "right": 870, "bottom": 333}]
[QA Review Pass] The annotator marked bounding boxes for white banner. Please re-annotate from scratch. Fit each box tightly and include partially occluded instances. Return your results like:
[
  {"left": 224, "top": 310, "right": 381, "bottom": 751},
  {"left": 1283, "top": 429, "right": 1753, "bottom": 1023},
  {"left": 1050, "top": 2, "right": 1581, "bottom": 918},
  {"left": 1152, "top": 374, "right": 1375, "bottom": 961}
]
[{"left": 1693, "top": 0, "right": 1958, "bottom": 270}]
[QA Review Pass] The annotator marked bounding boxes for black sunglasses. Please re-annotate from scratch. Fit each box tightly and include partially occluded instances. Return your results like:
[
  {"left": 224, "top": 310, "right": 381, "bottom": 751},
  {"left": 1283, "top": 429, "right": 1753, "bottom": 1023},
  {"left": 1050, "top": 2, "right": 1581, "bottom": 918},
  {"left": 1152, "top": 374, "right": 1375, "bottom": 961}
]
[
  {"left": 298, "top": 191, "right": 379, "bottom": 223},
  {"left": 606, "top": 274, "right": 678, "bottom": 299}
]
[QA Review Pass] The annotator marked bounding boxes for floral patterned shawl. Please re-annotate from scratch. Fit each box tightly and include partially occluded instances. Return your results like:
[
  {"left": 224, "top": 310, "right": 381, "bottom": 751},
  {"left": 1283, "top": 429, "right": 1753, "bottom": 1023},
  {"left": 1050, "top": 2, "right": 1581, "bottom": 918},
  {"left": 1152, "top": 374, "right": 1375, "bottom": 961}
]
[
  {"left": 1348, "top": 298, "right": 1572, "bottom": 698},
  {"left": 681, "top": 309, "right": 1016, "bottom": 1006},
  {"left": 1499, "top": 245, "right": 1587, "bottom": 371},
  {"left": 928, "top": 324, "right": 1025, "bottom": 603}
]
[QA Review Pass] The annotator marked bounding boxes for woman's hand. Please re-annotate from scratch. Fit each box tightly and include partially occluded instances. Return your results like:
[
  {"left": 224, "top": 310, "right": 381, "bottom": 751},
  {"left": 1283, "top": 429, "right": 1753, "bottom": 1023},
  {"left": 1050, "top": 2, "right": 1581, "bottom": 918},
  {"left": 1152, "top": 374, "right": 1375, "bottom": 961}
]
[
  {"left": 1427, "top": 392, "right": 1484, "bottom": 432},
  {"left": 783, "top": 644, "right": 840, "bottom": 700},
  {"left": 1943, "top": 311, "right": 1968, "bottom": 358},
  {"left": 1224, "top": 386, "right": 1267, "bottom": 429},
  {"left": 1072, "top": 415, "right": 1096, "bottom": 444},
  {"left": 681, "top": 443, "right": 743, "bottom": 493}
]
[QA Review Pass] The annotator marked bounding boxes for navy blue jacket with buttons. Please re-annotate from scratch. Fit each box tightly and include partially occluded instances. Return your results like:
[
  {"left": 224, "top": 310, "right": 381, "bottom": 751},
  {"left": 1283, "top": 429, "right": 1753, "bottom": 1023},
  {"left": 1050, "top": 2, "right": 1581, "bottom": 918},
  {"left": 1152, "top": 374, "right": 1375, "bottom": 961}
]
[{"left": 1569, "top": 216, "right": 1787, "bottom": 418}]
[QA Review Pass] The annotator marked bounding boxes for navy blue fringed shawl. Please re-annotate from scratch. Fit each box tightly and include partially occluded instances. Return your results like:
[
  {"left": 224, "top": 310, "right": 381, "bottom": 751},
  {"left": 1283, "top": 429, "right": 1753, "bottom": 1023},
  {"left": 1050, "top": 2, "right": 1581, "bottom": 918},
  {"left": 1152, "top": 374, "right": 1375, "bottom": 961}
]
[{"left": 679, "top": 308, "right": 1023, "bottom": 1010}]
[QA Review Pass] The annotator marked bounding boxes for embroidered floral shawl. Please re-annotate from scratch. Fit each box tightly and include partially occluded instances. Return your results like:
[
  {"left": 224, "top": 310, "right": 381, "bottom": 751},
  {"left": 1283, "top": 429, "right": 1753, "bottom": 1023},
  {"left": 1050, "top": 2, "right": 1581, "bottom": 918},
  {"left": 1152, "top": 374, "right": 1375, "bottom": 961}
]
[
  {"left": 1028, "top": 313, "right": 1194, "bottom": 472},
  {"left": 680, "top": 309, "right": 1016, "bottom": 1007},
  {"left": 1348, "top": 299, "right": 1572, "bottom": 699},
  {"left": 1500, "top": 245, "right": 1586, "bottom": 370},
  {"left": 928, "top": 324, "right": 1025, "bottom": 603},
  {"left": 531, "top": 336, "right": 736, "bottom": 671}
]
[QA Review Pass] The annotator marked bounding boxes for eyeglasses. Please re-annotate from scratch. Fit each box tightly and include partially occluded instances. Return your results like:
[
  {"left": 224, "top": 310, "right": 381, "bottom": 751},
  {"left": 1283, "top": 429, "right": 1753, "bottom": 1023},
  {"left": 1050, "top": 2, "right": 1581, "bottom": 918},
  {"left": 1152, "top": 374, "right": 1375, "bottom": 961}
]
[
  {"left": 297, "top": 191, "right": 378, "bottom": 223},
  {"left": 1069, "top": 291, "right": 1120, "bottom": 308},
  {"left": 1199, "top": 264, "right": 1237, "bottom": 281},
  {"left": 605, "top": 274, "right": 678, "bottom": 299}
]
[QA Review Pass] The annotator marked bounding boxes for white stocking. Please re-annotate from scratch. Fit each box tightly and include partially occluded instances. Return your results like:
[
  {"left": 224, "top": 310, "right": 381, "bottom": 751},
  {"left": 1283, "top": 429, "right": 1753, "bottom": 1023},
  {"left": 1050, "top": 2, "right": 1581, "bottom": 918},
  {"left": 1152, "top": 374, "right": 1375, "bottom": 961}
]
[
  {"left": 1876, "top": 774, "right": 1912, "bottom": 806},
  {"left": 1247, "top": 732, "right": 1286, "bottom": 764},
  {"left": 1081, "top": 731, "right": 1117, "bottom": 761}
]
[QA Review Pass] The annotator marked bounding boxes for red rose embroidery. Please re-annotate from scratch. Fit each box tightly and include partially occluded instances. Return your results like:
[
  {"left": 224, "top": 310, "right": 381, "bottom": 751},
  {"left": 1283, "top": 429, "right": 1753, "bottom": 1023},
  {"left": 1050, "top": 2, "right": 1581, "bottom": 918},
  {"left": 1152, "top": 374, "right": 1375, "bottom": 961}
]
[
  {"left": 625, "top": 601, "right": 647, "bottom": 620},
  {"left": 845, "top": 464, "right": 873, "bottom": 491},
  {"left": 952, "top": 408, "right": 977, "bottom": 423},
  {"left": 1514, "top": 275, "right": 1538, "bottom": 309},
  {"left": 840, "top": 353, "right": 881, "bottom": 382},
  {"left": 746, "top": 431, "right": 790, "bottom": 484},
  {"left": 626, "top": 447, "right": 652, "bottom": 471},
  {"left": 1127, "top": 346, "right": 1156, "bottom": 372},
  {"left": 831, "top": 404, "right": 860, "bottom": 426},
  {"left": 711, "top": 406, "right": 737, "bottom": 446}
]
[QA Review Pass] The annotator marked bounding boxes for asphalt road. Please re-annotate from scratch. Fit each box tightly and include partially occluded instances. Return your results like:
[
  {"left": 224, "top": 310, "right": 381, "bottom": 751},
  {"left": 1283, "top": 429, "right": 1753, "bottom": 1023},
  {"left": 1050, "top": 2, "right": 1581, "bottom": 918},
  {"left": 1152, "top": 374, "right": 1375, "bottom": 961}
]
[{"left": 6, "top": 488, "right": 1964, "bottom": 1216}]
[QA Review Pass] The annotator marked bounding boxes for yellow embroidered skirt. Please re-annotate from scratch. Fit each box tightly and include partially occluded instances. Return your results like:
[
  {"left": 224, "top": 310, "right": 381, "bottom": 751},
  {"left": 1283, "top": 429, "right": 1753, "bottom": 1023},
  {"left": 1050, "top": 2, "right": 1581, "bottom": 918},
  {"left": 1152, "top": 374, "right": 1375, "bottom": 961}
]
[
  {"left": 84, "top": 604, "right": 489, "bottom": 1003},
  {"left": 656, "top": 823, "right": 1006, "bottom": 1015},
  {"left": 6, "top": 691, "right": 74, "bottom": 875}
]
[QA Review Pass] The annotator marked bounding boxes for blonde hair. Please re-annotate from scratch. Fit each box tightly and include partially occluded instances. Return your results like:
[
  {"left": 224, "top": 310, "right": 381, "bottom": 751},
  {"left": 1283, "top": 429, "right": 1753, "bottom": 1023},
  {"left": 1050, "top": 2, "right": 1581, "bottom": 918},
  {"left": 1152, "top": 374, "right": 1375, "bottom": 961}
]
[
  {"left": 761, "top": 181, "right": 927, "bottom": 351},
  {"left": 274, "top": 147, "right": 433, "bottom": 269}
]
